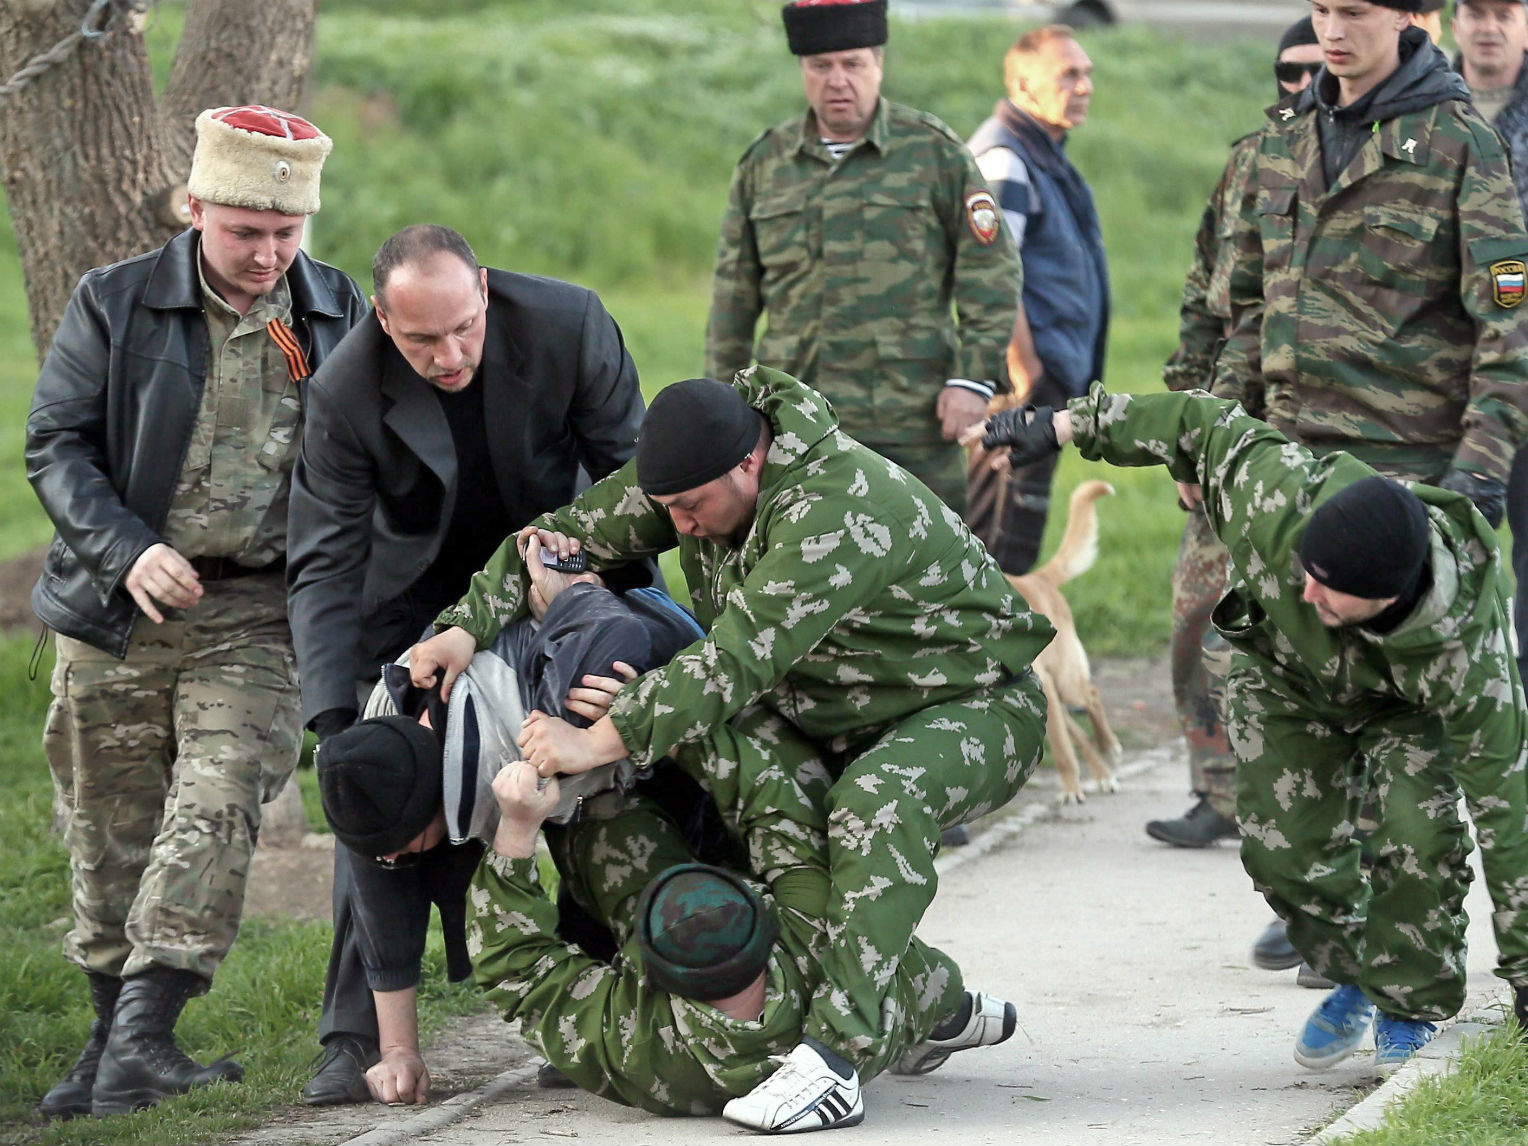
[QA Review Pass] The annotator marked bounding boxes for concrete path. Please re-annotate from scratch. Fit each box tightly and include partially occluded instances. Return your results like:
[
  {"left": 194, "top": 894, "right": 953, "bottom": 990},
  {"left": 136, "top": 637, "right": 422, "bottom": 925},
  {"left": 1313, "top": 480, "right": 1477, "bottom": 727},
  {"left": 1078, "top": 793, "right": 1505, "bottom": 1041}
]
[{"left": 275, "top": 743, "right": 1510, "bottom": 1146}]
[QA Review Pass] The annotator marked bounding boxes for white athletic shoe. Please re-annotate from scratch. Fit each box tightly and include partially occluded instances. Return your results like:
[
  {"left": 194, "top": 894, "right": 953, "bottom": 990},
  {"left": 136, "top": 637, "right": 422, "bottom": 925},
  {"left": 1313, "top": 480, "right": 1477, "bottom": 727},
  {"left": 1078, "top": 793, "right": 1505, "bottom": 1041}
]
[
  {"left": 723, "top": 1040, "right": 864, "bottom": 1133},
  {"left": 892, "top": 991, "right": 1018, "bottom": 1076}
]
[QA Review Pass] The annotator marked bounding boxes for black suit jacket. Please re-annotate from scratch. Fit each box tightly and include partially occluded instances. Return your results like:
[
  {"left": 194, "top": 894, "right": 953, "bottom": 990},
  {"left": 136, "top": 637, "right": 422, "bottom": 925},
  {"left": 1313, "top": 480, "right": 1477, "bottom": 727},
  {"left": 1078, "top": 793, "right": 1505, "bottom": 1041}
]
[{"left": 287, "top": 269, "right": 643, "bottom": 725}]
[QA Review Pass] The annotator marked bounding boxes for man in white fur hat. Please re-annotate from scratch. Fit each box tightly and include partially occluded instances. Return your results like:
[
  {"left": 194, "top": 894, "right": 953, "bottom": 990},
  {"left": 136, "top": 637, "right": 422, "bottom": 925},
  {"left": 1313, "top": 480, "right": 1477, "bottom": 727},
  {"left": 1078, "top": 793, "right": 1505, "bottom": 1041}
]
[{"left": 26, "top": 105, "right": 366, "bottom": 1119}]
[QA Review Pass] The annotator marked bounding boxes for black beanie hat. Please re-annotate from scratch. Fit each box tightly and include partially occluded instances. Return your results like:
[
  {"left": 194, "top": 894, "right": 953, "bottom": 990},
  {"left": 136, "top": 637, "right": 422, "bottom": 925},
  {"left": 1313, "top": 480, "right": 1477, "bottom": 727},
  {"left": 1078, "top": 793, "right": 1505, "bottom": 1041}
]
[
  {"left": 1298, "top": 477, "right": 1431, "bottom": 601},
  {"left": 635, "top": 864, "right": 780, "bottom": 999},
  {"left": 1363, "top": 0, "right": 1428, "bottom": 10},
  {"left": 782, "top": 0, "right": 888, "bottom": 57},
  {"left": 636, "top": 378, "right": 762, "bottom": 497},
  {"left": 1278, "top": 16, "right": 1318, "bottom": 55},
  {"left": 318, "top": 715, "right": 443, "bottom": 857}
]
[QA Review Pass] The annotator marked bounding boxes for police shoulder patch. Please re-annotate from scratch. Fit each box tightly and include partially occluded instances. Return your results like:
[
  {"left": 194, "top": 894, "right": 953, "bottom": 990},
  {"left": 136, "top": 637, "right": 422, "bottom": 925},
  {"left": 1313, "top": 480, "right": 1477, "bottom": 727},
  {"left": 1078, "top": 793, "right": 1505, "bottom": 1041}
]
[
  {"left": 1491, "top": 259, "right": 1526, "bottom": 309},
  {"left": 965, "top": 190, "right": 1001, "bottom": 246}
]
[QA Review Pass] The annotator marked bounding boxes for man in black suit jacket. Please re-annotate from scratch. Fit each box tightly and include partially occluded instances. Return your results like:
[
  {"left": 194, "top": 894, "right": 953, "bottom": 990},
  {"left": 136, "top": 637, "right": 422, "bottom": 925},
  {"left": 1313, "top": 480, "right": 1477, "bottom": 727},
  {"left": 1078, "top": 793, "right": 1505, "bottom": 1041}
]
[{"left": 287, "top": 224, "right": 644, "bottom": 1104}]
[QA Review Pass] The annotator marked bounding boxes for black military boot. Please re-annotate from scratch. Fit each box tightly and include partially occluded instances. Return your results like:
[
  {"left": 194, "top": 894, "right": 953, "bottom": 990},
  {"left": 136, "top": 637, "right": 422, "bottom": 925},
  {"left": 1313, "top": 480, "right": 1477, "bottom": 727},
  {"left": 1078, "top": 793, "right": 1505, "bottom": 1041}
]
[
  {"left": 1515, "top": 984, "right": 1528, "bottom": 1036},
  {"left": 91, "top": 966, "right": 243, "bottom": 1116},
  {"left": 37, "top": 972, "right": 122, "bottom": 1119},
  {"left": 1145, "top": 796, "right": 1239, "bottom": 848}
]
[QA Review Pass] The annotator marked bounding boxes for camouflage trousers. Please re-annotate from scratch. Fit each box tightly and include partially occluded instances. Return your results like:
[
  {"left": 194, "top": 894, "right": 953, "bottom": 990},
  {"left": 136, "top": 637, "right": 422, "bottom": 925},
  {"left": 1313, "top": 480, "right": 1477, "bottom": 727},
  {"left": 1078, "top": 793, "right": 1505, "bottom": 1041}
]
[
  {"left": 1228, "top": 654, "right": 1528, "bottom": 1019},
  {"left": 871, "top": 440, "right": 968, "bottom": 515},
  {"left": 45, "top": 572, "right": 302, "bottom": 982},
  {"left": 805, "top": 671, "right": 1044, "bottom": 1061},
  {"left": 1170, "top": 506, "right": 1235, "bottom": 817},
  {"left": 550, "top": 779, "right": 967, "bottom": 1081}
]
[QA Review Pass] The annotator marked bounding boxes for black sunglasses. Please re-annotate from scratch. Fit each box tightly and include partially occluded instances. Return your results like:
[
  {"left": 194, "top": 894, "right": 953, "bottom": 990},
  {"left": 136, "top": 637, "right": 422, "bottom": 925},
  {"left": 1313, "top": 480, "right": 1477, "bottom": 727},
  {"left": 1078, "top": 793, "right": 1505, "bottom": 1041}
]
[{"left": 1275, "top": 61, "right": 1322, "bottom": 85}]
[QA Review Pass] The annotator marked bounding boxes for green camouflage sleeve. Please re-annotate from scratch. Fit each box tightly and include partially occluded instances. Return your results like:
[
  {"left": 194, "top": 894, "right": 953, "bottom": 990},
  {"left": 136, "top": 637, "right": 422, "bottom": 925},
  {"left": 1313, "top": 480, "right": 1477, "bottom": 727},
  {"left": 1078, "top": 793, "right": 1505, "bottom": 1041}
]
[
  {"left": 1164, "top": 138, "right": 1255, "bottom": 393},
  {"left": 435, "top": 460, "right": 678, "bottom": 645},
  {"left": 605, "top": 482, "right": 915, "bottom": 766},
  {"left": 941, "top": 138, "right": 1022, "bottom": 385},
  {"left": 1208, "top": 135, "right": 1268, "bottom": 418},
  {"left": 468, "top": 853, "right": 650, "bottom": 1103},
  {"left": 704, "top": 155, "right": 764, "bottom": 384},
  {"left": 1449, "top": 117, "right": 1528, "bottom": 481}
]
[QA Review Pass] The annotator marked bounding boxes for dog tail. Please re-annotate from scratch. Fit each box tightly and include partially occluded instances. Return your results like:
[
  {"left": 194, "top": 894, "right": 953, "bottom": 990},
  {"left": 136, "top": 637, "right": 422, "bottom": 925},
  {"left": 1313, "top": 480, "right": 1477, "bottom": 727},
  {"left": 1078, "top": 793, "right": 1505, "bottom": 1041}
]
[{"left": 1032, "top": 479, "right": 1115, "bottom": 588}]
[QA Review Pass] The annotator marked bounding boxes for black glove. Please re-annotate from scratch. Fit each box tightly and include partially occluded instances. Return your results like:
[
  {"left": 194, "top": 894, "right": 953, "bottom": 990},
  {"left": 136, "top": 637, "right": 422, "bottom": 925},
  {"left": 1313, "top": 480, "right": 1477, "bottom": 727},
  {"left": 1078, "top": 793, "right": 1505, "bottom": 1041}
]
[
  {"left": 981, "top": 405, "right": 1061, "bottom": 469},
  {"left": 1436, "top": 468, "right": 1506, "bottom": 529},
  {"left": 311, "top": 707, "right": 358, "bottom": 742}
]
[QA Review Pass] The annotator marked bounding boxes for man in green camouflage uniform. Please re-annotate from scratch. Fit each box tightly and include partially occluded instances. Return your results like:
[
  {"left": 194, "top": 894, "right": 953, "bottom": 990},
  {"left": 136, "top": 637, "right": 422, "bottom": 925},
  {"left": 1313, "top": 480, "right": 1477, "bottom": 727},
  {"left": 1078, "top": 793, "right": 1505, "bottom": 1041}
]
[
  {"left": 1214, "top": 6, "right": 1528, "bottom": 496},
  {"left": 703, "top": 0, "right": 1019, "bottom": 511},
  {"left": 470, "top": 721, "right": 1016, "bottom": 1123},
  {"left": 974, "top": 385, "right": 1528, "bottom": 1072},
  {"left": 1151, "top": 18, "right": 1323, "bottom": 850},
  {"left": 412, "top": 366, "right": 1051, "bottom": 1130},
  {"left": 26, "top": 107, "right": 366, "bottom": 1118}
]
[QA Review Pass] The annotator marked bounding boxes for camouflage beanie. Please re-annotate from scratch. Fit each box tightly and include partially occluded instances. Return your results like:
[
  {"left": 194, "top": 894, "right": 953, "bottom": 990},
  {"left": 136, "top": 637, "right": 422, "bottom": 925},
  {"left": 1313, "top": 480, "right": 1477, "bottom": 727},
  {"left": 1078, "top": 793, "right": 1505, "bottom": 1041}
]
[
  {"left": 635, "top": 864, "right": 779, "bottom": 999},
  {"left": 1298, "top": 476, "right": 1430, "bottom": 601},
  {"left": 318, "top": 715, "right": 442, "bottom": 858}
]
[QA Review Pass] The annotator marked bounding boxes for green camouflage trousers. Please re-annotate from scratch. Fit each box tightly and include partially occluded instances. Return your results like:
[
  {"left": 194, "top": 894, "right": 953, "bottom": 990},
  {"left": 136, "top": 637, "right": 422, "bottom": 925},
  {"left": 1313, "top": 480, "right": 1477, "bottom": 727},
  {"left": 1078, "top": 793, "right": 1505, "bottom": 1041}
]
[
  {"left": 1229, "top": 654, "right": 1528, "bottom": 1018},
  {"left": 45, "top": 572, "right": 301, "bottom": 982},
  {"left": 1170, "top": 506, "right": 1235, "bottom": 816},
  {"left": 808, "top": 671, "right": 1045, "bottom": 1060}
]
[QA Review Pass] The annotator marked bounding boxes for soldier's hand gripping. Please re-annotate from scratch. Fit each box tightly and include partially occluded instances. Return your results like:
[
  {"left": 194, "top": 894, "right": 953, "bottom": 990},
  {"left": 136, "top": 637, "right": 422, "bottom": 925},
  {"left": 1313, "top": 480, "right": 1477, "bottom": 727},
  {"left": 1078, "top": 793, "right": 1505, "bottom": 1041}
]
[
  {"left": 960, "top": 404, "right": 1068, "bottom": 470},
  {"left": 490, "top": 760, "right": 561, "bottom": 859},
  {"left": 1437, "top": 468, "right": 1507, "bottom": 529}
]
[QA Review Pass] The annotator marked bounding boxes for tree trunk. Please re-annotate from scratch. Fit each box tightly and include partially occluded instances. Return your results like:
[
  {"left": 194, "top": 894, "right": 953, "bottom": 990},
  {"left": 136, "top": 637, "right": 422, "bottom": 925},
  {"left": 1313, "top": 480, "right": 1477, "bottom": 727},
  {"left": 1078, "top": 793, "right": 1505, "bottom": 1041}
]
[{"left": 0, "top": 0, "right": 318, "bottom": 360}]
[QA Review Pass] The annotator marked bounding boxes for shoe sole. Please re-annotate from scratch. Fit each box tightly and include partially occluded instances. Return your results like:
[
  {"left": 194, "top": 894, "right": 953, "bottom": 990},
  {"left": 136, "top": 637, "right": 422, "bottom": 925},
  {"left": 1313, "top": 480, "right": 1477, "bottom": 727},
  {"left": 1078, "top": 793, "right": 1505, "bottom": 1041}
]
[
  {"left": 1144, "top": 825, "right": 1237, "bottom": 848},
  {"left": 724, "top": 1102, "right": 865, "bottom": 1133},
  {"left": 1251, "top": 951, "right": 1304, "bottom": 972},
  {"left": 1294, "top": 1023, "right": 1372, "bottom": 1070}
]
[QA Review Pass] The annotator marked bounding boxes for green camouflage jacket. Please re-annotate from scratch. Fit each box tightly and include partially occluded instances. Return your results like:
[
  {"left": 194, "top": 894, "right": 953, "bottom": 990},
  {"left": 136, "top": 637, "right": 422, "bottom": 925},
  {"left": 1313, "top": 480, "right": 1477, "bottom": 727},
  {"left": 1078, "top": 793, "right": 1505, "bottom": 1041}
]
[
  {"left": 438, "top": 366, "right": 1052, "bottom": 765},
  {"left": 703, "top": 99, "right": 1021, "bottom": 450},
  {"left": 1162, "top": 132, "right": 1260, "bottom": 394},
  {"left": 1212, "top": 94, "right": 1528, "bottom": 482},
  {"left": 1069, "top": 386, "right": 1525, "bottom": 775}
]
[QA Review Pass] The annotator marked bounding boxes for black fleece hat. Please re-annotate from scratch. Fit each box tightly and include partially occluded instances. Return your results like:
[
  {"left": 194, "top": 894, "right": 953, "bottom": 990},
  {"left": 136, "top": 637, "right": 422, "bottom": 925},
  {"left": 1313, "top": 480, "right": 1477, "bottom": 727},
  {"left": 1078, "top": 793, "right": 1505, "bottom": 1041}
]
[
  {"left": 318, "top": 715, "right": 443, "bottom": 857},
  {"left": 635, "top": 864, "right": 780, "bottom": 1000},
  {"left": 1298, "top": 477, "right": 1431, "bottom": 601},
  {"left": 1278, "top": 16, "right": 1318, "bottom": 55},
  {"left": 1363, "top": 0, "right": 1429, "bottom": 11},
  {"left": 636, "top": 378, "right": 762, "bottom": 497},
  {"left": 782, "top": 0, "right": 888, "bottom": 57}
]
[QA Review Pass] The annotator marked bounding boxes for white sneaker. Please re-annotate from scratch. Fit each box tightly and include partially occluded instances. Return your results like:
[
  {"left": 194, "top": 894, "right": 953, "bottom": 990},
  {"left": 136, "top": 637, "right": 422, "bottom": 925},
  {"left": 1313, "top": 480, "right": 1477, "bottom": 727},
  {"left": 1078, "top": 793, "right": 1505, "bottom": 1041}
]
[
  {"left": 892, "top": 991, "right": 1018, "bottom": 1076},
  {"left": 723, "top": 1040, "right": 864, "bottom": 1133}
]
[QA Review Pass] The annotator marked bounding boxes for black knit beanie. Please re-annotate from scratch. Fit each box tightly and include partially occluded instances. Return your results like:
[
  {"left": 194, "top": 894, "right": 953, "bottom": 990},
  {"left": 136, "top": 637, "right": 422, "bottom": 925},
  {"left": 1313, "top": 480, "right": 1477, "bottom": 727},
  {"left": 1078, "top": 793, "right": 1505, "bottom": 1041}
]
[
  {"left": 1298, "top": 477, "right": 1430, "bottom": 601},
  {"left": 782, "top": 0, "right": 888, "bottom": 57},
  {"left": 636, "top": 378, "right": 762, "bottom": 497},
  {"left": 318, "top": 715, "right": 443, "bottom": 857},
  {"left": 1278, "top": 17, "right": 1318, "bottom": 55}
]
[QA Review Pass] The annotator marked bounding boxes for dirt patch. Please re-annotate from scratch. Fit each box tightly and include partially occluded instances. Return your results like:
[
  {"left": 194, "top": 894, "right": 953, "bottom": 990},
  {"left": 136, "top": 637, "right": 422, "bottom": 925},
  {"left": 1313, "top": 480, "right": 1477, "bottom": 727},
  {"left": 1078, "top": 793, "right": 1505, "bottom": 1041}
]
[{"left": 0, "top": 546, "right": 45, "bottom": 634}]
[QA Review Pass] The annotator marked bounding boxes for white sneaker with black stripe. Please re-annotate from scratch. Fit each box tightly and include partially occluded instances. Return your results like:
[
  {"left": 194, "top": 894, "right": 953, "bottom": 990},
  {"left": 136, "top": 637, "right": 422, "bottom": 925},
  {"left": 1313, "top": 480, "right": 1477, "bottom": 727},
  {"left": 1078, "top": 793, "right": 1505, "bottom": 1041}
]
[
  {"left": 891, "top": 991, "right": 1018, "bottom": 1076},
  {"left": 723, "top": 1039, "right": 863, "bottom": 1133}
]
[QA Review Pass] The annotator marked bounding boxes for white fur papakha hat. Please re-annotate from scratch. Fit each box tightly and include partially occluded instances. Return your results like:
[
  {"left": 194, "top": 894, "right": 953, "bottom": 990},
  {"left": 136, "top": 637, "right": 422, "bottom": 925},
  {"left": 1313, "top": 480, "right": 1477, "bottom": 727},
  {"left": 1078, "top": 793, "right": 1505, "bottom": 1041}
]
[{"left": 187, "top": 105, "right": 332, "bottom": 216}]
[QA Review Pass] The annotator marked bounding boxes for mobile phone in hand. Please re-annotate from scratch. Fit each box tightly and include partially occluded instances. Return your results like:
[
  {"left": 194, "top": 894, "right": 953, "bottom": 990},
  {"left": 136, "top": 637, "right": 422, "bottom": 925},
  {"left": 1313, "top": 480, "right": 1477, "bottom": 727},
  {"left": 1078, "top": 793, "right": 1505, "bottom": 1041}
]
[{"left": 539, "top": 548, "right": 589, "bottom": 574}]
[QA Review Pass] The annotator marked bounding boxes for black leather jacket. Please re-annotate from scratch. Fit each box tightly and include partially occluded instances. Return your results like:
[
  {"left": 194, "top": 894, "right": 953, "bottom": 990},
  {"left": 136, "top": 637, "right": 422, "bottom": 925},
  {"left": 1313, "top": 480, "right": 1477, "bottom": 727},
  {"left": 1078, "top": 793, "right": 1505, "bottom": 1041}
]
[{"left": 26, "top": 228, "right": 368, "bottom": 656}]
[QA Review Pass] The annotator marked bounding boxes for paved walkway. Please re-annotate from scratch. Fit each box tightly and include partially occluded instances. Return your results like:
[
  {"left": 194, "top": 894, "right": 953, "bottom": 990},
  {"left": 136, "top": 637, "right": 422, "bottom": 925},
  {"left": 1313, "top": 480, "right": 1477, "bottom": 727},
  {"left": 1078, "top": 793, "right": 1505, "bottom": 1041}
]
[{"left": 239, "top": 744, "right": 1512, "bottom": 1146}]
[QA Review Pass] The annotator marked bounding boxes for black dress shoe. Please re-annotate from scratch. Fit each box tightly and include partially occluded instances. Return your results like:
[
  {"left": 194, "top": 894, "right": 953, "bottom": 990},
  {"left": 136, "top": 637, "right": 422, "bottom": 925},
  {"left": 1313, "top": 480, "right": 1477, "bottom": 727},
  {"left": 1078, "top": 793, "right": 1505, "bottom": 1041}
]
[
  {"left": 1250, "top": 918, "right": 1302, "bottom": 971},
  {"left": 1145, "top": 797, "right": 1239, "bottom": 848},
  {"left": 537, "top": 1061, "right": 577, "bottom": 1089},
  {"left": 301, "top": 1035, "right": 379, "bottom": 1106}
]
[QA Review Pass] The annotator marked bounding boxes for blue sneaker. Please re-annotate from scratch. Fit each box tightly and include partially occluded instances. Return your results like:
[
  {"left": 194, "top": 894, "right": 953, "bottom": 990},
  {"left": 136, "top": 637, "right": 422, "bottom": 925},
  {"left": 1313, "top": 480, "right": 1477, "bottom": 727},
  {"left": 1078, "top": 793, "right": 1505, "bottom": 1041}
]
[
  {"left": 1373, "top": 1016, "right": 1436, "bottom": 1074},
  {"left": 1294, "top": 984, "right": 1375, "bottom": 1069}
]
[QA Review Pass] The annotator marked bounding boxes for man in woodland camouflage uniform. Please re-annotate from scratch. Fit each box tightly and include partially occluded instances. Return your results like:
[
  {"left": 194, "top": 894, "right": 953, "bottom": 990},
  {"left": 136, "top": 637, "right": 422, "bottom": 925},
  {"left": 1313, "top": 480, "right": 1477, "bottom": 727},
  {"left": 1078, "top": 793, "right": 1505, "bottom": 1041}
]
[
  {"left": 26, "top": 106, "right": 366, "bottom": 1118},
  {"left": 974, "top": 386, "right": 1528, "bottom": 1074},
  {"left": 410, "top": 367, "right": 1051, "bottom": 1131},
  {"left": 468, "top": 740, "right": 1016, "bottom": 1121},
  {"left": 704, "top": 0, "right": 1019, "bottom": 511},
  {"left": 1149, "top": 3, "right": 1528, "bottom": 852}
]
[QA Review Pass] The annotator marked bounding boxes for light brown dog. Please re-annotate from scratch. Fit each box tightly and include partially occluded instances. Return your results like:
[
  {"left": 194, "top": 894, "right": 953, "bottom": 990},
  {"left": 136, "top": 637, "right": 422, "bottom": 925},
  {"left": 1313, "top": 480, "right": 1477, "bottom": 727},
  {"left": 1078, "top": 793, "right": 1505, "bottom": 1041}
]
[{"left": 1007, "top": 479, "right": 1122, "bottom": 804}]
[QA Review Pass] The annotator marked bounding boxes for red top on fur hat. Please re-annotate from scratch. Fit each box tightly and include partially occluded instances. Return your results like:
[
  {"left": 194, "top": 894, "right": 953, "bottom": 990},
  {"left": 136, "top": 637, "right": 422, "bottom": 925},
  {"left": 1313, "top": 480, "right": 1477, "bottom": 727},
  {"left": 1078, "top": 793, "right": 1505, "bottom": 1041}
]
[{"left": 207, "top": 105, "right": 323, "bottom": 141}]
